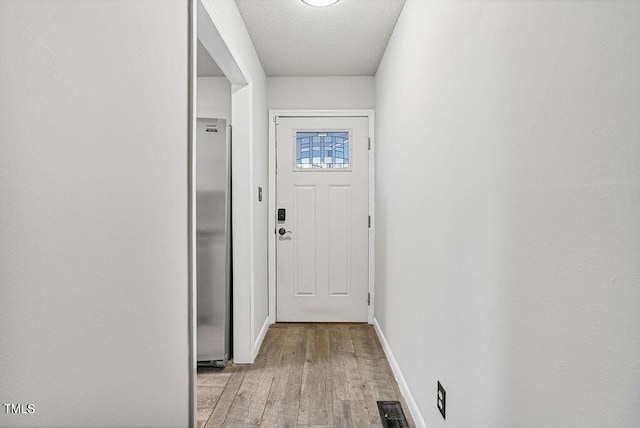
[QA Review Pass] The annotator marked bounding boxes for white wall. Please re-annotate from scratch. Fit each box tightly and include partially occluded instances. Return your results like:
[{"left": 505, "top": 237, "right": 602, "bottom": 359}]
[
  {"left": 197, "top": 76, "right": 231, "bottom": 120},
  {"left": 375, "top": 1, "right": 640, "bottom": 427},
  {"left": 206, "top": 0, "right": 269, "bottom": 363},
  {"left": 268, "top": 76, "right": 375, "bottom": 110},
  {"left": 0, "top": 1, "right": 190, "bottom": 427}
]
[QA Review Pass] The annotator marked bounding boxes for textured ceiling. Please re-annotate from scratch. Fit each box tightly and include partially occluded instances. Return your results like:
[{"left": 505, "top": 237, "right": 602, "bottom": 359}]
[
  {"left": 197, "top": 39, "right": 225, "bottom": 77},
  {"left": 235, "top": 0, "right": 405, "bottom": 76}
]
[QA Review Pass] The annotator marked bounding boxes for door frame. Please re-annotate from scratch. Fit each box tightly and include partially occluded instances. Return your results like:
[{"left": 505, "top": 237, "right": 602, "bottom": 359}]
[{"left": 268, "top": 110, "right": 376, "bottom": 325}]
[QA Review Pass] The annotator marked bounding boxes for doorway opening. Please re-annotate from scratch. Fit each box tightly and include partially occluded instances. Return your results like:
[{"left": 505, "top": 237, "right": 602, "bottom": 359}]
[
  {"left": 194, "top": 37, "right": 232, "bottom": 367},
  {"left": 190, "top": 0, "right": 252, "bottom": 425}
]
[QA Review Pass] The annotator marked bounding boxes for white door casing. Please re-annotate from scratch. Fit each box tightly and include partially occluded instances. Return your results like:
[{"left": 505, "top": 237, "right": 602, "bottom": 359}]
[{"left": 276, "top": 116, "right": 369, "bottom": 322}]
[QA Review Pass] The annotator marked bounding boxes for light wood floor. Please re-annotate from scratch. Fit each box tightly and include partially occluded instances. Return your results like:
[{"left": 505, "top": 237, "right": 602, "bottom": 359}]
[{"left": 197, "top": 323, "right": 414, "bottom": 428}]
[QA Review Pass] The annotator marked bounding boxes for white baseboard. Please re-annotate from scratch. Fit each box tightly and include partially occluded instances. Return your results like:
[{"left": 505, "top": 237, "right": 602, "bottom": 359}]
[
  {"left": 252, "top": 317, "right": 270, "bottom": 360},
  {"left": 373, "top": 318, "right": 427, "bottom": 428}
]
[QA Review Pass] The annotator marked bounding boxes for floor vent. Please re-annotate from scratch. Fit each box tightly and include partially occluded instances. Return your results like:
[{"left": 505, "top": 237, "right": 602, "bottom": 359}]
[{"left": 377, "top": 400, "right": 409, "bottom": 428}]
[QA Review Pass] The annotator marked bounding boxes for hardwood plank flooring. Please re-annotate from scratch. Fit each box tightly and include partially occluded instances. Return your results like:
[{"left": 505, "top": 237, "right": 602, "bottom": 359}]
[
  {"left": 298, "top": 325, "right": 332, "bottom": 425},
  {"left": 197, "top": 323, "right": 414, "bottom": 427}
]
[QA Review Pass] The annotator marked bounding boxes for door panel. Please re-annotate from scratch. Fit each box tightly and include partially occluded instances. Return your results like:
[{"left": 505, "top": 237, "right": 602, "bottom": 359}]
[
  {"left": 294, "top": 185, "right": 317, "bottom": 296},
  {"left": 328, "top": 185, "right": 351, "bottom": 297},
  {"left": 276, "top": 117, "right": 369, "bottom": 322}
]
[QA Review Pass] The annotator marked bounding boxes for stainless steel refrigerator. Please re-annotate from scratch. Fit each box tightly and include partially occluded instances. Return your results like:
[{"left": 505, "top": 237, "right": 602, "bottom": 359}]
[{"left": 196, "top": 117, "right": 231, "bottom": 367}]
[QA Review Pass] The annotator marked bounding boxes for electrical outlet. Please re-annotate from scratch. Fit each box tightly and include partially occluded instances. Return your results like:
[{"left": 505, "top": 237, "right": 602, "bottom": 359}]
[{"left": 437, "top": 381, "right": 446, "bottom": 420}]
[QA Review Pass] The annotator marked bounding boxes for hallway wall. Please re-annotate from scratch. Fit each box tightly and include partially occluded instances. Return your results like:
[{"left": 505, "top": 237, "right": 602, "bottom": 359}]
[
  {"left": 267, "top": 76, "right": 375, "bottom": 110},
  {"left": 197, "top": 76, "right": 231, "bottom": 120},
  {"left": 375, "top": 1, "right": 640, "bottom": 427},
  {"left": 0, "top": 1, "right": 190, "bottom": 426}
]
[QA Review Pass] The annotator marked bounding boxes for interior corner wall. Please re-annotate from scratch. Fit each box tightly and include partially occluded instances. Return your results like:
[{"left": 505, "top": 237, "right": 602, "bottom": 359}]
[
  {"left": 251, "top": 76, "right": 270, "bottom": 356},
  {"left": 374, "top": 1, "right": 640, "bottom": 427},
  {"left": 208, "top": 0, "right": 268, "bottom": 363},
  {"left": 267, "top": 76, "right": 375, "bottom": 110},
  {"left": 197, "top": 76, "right": 231, "bottom": 120},
  {"left": 0, "top": 1, "right": 190, "bottom": 427}
]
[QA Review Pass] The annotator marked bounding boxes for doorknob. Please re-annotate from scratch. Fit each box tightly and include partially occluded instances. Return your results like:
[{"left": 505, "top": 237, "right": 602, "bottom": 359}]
[{"left": 278, "top": 228, "right": 292, "bottom": 236}]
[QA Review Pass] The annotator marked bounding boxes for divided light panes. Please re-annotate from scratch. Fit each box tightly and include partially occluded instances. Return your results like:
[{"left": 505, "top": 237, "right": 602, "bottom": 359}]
[{"left": 296, "top": 131, "right": 350, "bottom": 169}]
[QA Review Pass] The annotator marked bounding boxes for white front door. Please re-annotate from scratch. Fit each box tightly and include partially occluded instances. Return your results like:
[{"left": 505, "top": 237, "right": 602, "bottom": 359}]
[{"left": 276, "top": 116, "right": 369, "bottom": 322}]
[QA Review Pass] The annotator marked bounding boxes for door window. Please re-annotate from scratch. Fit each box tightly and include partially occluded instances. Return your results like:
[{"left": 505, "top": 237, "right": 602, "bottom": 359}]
[{"left": 295, "top": 131, "right": 350, "bottom": 170}]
